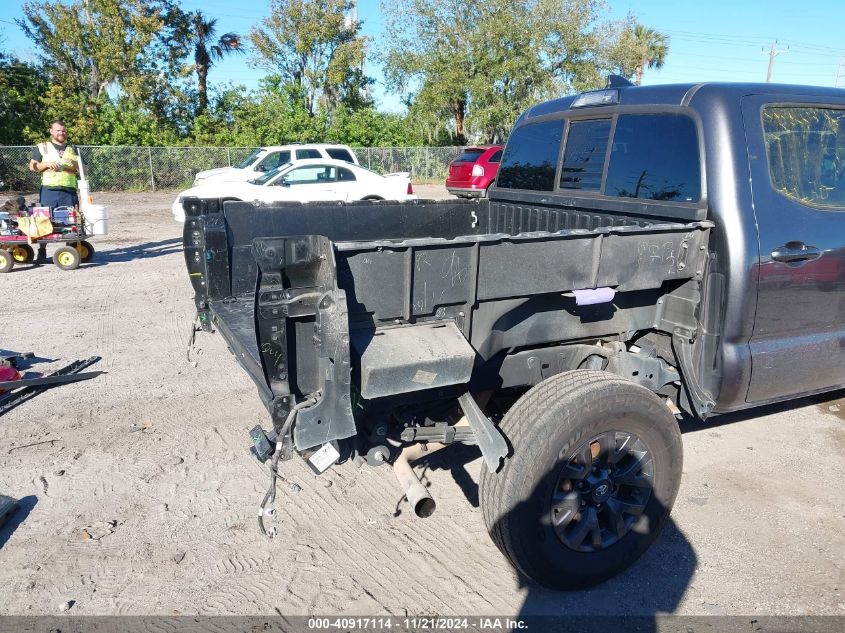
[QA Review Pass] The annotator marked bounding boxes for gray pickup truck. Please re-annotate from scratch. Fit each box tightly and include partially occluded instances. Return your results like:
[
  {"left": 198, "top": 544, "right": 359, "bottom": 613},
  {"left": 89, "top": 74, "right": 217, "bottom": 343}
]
[{"left": 183, "top": 80, "right": 845, "bottom": 589}]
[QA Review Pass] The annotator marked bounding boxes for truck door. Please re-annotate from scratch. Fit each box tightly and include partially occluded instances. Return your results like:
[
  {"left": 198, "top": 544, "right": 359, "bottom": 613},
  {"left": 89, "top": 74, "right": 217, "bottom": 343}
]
[{"left": 742, "top": 95, "right": 845, "bottom": 403}]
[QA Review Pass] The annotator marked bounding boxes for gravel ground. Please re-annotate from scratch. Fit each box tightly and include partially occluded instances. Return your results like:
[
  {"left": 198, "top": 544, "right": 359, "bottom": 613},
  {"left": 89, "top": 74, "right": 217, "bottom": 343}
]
[{"left": 0, "top": 188, "right": 842, "bottom": 617}]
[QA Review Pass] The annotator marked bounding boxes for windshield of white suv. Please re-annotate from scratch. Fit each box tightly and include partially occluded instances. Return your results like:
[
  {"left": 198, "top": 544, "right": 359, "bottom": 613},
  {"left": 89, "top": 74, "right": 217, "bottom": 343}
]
[
  {"left": 237, "top": 148, "right": 264, "bottom": 169},
  {"left": 250, "top": 163, "right": 292, "bottom": 185}
]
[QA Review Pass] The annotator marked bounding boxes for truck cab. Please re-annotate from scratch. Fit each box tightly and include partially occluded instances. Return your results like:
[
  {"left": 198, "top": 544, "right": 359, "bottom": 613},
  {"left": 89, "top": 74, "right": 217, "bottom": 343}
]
[{"left": 489, "top": 82, "right": 845, "bottom": 413}]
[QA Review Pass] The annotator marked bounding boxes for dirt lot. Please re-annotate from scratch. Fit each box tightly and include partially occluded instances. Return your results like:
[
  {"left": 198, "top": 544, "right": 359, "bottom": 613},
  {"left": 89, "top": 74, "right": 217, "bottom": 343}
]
[{"left": 0, "top": 188, "right": 843, "bottom": 617}]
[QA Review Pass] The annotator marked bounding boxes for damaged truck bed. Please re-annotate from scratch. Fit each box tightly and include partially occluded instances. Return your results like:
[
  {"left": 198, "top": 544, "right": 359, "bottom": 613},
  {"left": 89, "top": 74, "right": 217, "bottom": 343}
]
[{"left": 184, "top": 198, "right": 711, "bottom": 452}]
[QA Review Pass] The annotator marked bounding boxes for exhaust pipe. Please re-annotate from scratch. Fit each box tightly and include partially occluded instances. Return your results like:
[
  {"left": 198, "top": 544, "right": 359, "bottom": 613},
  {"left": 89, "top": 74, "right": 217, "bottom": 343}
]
[{"left": 392, "top": 442, "right": 446, "bottom": 518}]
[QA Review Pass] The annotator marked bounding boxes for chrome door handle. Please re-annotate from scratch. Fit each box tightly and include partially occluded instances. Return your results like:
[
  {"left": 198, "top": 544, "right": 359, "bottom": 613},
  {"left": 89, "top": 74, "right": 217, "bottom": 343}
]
[{"left": 771, "top": 243, "right": 822, "bottom": 263}]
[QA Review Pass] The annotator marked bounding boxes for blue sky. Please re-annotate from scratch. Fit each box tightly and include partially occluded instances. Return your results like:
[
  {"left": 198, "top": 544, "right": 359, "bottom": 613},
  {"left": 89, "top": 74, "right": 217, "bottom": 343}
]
[{"left": 2, "top": 0, "right": 845, "bottom": 112}]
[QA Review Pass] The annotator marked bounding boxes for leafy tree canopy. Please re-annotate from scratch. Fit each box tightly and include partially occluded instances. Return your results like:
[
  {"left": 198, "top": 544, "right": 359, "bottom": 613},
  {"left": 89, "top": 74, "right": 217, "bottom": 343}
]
[
  {"left": 3, "top": 0, "right": 667, "bottom": 148},
  {"left": 0, "top": 51, "right": 49, "bottom": 144},
  {"left": 381, "top": 0, "right": 664, "bottom": 143},
  {"left": 249, "top": 0, "right": 371, "bottom": 116}
]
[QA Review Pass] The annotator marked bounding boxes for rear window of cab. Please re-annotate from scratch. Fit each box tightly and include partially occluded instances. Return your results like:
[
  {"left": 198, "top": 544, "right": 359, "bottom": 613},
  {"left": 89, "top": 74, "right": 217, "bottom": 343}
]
[
  {"left": 498, "top": 112, "right": 701, "bottom": 203},
  {"left": 453, "top": 149, "right": 486, "bottom": 163}
]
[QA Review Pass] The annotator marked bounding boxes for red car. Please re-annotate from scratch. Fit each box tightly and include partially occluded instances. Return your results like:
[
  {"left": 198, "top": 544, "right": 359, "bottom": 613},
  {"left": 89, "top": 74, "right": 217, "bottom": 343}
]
[{"left": 445, "top": 145, "right": 503, "bottom": 198}]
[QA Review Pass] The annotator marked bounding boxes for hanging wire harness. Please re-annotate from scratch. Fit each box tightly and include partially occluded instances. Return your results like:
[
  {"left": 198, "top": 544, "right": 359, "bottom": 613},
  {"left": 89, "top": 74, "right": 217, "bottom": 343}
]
[{"left": 258, "top": 396, "right": 319, "bottom": 538}]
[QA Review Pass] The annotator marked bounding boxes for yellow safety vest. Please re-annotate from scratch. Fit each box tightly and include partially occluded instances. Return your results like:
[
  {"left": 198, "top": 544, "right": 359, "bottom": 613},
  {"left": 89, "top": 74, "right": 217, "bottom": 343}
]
[{"left": 38, "top": 142, "right": 78, "bottom": 189}]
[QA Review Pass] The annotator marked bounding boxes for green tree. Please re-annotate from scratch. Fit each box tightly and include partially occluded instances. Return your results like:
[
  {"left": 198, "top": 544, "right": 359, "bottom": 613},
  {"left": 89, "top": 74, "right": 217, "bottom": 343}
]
[
  {"left": 17, "top": 0, "right": 186, "bottom": 141},
  {"left": 94, "top": 98, "right": 182, "bottom": 145},
  {"left": 327, "top": 107, "right": 424, "bottom": 146},
  {"left": 629, "top": 24, "right": 669, "bottom": 85},
  {"left": 249, "top": 0, "right": 369, "bottom": 117},
  {"left": 381, "top": 0, "right": 475, "bottom": 143},
  {"left": 191, "top": 79, "right": 328, "bottom": 146},
  {"left": 182, "top": 11, "right": 244, "bottom": 114},
  {"left": 0, "top": 53, "right": 48, "bottom": 143},
  {"left": 382, "top": 0, "right": 649, "bottom": 143}
]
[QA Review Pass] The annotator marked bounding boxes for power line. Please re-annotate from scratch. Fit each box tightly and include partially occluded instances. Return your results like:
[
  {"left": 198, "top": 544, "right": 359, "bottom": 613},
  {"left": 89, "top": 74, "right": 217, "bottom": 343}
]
[
  {"left": 661, "top": 28, "right": 775, "bottom": 41},
  {"left": 661, "top": 29, "right": 845, "bottom": 59},
  {"left": 665, "top": 51, "right": 839, "bottom": 69}
]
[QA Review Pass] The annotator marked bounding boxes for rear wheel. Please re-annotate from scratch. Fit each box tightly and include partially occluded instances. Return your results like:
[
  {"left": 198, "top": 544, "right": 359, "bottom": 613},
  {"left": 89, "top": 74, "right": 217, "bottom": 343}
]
[
  {"left": 479, "top": 370, "right": 682, "bottom": 589},
  {"left": 75, "top": 240, "right": 95, "bottom": 262},
  {"left": 10, "top": 244, "right": 34, "bottom": 263},
  {"left": 53, "top": 246, "right": 81, "bottom": 271},
  {"left": 0, "top": 250, "right": 13, "bottom": 273}
]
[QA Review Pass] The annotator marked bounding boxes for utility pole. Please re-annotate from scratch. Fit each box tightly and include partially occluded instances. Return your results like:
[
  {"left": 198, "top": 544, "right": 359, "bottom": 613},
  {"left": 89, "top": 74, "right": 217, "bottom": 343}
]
[
  {"left": 836, "top": 56, "right": 845, "bottom": 88},
  {"left": 763, "top": 40, "right": 789, "bottom": 82},
  {"left": 348, "top": 0, "right": 368, "bottom": 101}
]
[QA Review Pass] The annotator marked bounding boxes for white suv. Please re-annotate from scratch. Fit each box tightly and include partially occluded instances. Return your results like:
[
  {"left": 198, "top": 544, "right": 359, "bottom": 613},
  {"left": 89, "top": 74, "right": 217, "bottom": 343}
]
[{"left": 192, "top": 144, "right": 359, "bottom": 186}]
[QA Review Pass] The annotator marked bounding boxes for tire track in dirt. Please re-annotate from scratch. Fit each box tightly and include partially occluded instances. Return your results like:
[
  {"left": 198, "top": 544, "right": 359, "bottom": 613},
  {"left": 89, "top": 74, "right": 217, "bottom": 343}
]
[
  {"left": 149, "top": 265, "right": 187, "bottom": 366},
  {"left": 273, "top": 455, "right": 506, "bottom": 612},
  {"left": 260, "top": 464, "right": 444, "bottom": 613},
  {"left": 203, "top": 576, "right": 293, "bottom": 613},
  {"left": 213, "top": 553, "right": 270, "bottom": 575},
  {"left": 93, "top": 266, "right": 129, "bottom": 391},
  {"left": 157, "top": 265, "right": 194, "bottom": 369}
]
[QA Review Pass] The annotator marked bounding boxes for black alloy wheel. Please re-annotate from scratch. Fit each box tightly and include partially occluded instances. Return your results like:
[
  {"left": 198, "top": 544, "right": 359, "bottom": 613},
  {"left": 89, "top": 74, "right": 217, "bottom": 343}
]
[{"left": 550, "top": 430, "right": 653, "bottom": 552}]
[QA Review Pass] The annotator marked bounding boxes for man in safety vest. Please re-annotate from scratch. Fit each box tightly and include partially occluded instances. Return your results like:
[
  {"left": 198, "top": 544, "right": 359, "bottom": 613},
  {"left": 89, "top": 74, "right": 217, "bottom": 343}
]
[{"left": 28, "top": 119, "right": 79, "bottom": 209}]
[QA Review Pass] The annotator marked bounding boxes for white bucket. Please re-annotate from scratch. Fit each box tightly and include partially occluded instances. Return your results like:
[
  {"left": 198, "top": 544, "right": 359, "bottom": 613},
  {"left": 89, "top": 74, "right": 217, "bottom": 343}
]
[
  {"left": 82, "top": 204, "right": 109, "bottom": 236},
  {"left": 77, "top": 179, "right": 92, "bottom": 205}
]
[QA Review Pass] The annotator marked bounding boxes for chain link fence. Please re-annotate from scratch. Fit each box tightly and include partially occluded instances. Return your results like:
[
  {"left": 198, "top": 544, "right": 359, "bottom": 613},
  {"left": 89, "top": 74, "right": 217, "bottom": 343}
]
[{"left": 0, "top": 145, "right": 464, "bottom": 193}]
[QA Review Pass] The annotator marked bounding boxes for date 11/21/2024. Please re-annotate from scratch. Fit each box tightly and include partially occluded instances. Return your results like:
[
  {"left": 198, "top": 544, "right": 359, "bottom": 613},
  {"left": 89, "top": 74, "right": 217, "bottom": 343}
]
[{"left": 307, "top": 617, "right": 528, "bottom": 630}]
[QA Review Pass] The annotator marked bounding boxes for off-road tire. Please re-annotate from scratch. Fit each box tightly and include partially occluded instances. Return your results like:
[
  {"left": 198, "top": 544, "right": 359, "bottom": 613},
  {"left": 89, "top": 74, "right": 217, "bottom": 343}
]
[
  {"left": 76, "top": 240, "right": 95, "bottom": 262},
  {"left": 10, "top": 244, "right": 34, "bottom": 263},
  {"left": 53, "top": 246, "right": 81, "bottom": 271},
  {"left": 479, "top": 370, "right": 683, "bottom": 589},
  {"left": 0, "top": 250, "right": 13, "bottom": 273}
]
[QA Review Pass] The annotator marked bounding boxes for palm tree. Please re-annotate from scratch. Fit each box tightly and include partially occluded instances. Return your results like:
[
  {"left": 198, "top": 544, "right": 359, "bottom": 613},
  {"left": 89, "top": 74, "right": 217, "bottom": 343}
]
[
  {"left": 632, "top": 25, "right": 669, "bottom": 86},
  {"left": 187, "top": 11, "right": 244, "bottom": 114}
]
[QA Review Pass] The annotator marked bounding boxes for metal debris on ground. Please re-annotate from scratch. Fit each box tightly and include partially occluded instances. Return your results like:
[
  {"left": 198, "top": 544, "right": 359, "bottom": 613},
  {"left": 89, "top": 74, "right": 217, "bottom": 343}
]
[{"left": 0, "top": 356, "right": 103, "bottom": 417}]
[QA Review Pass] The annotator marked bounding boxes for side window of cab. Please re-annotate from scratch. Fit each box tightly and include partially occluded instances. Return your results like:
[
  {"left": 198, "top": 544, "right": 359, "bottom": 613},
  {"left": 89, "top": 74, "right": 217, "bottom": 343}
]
[
  {"left": 763, "top": 106, "right": 845, "bottom": 208},
  {"left": 604, "top": 114, "right": 700, "bottom": 202},
  {"left": 296, "top": 149, "right": 322, "bottom": 160}
]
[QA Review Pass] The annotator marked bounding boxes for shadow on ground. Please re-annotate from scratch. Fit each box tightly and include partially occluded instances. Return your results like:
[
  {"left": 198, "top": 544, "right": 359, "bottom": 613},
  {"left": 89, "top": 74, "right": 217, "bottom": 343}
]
[
  {"left": 0, "top": 495, "right": 37, "bottom": 550},
  {"left": 414, "top": 443, "right": 481, "bottom": 509},
  {"left": 410, "top": 441, "right": 695, "bottom": 628},
  {"left": 505, "top": 486, "right": 695, "bottom": 631},
  {"left": 89, "top": 238, "right": 182, "bottom": 265},
  {"left": 0, "top": 352, "right": 55, "bottom": 367},
  {"left": 678, "top": 386, "right": 845, "bottom": 434},
  {"left": 512, "top": 516, "right": 695, "bottom": 622}
]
